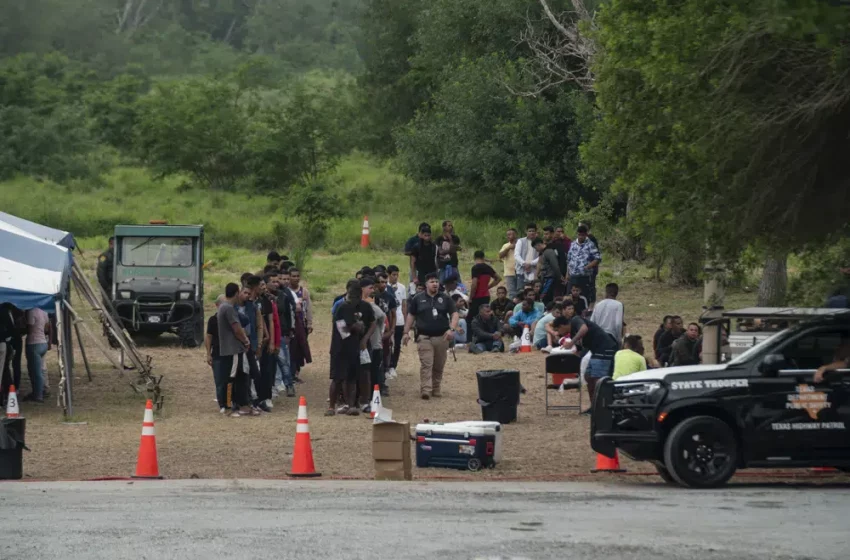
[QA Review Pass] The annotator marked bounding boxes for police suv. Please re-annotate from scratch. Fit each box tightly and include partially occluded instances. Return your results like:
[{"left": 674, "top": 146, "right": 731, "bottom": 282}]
[{"left": 590, "top": 311, "right": 850, "bottom": 488}]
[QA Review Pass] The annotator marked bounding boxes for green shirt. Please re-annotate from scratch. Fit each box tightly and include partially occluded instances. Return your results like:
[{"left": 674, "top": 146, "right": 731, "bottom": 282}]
[{"left": 613, "top": 349, "right": 648, "bottom": 380}]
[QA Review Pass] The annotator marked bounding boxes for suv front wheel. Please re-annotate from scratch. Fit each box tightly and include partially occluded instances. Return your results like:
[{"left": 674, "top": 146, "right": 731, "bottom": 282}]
[{"left": 663, "top": 416, "right": 738, "bottom": 488}]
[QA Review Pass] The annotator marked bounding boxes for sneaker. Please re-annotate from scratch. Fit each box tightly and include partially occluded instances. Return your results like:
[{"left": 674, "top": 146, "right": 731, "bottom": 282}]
[
  {"left": 455, "top": 343, "right": 466, "bottom": 350},
  {"left": 335, "top": 405, "right": 350, "bottom": 414},
  {"left": 271, "top": 388, "right": 280, "bottom": 399},
  {"left": 324, "top": 408, "right": 336, "bottom": 416},
  {"left": 387, "top": 368, "right": 397, "bottom": 380},
  {"left": 258, "top": 402, "right": 272, "bottom": 413},
  {"left": 361, "top": 404, "right": 371, "bottom": 414},
  {"left": 432, "top": 388, "right": 442, "bottom": 398},
  {"left": 286, "top": 386, "right": 296, "bottom": 397},
  {"left": 219, "top": 407, "right": 227, "bottom": 415},
  {"left": 294, "top": 375, "right": 305, "bottom": 384},
  {"left": 346, "top": 407, "right": 360, "bottom": 416},
  {"left": 541, "top": 345, "right": 553, "bottom": 354},
  {"left": 229, "top": 410, "right": 242, "bottom": 418},
  {"left": 250, "top": 406, "right": 263, "bottom": 416},
  {"left": 420, "top": 393, "right": 430, "bottom": 400}
]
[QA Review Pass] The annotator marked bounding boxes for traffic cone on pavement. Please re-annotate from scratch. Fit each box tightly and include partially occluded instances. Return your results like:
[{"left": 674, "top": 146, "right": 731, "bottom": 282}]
[
  {"left": 360, "top": 215, "right": 370, "bottom": 248},
  {"left": 287, "top": 396, "right": 321, "bottom": 478},
  {"left": 132, "top": 399, "right": 162, "bottom": 479},
  {"left": 5, "top": 385, "right": 20, "bottom": 418},
  {"left": 591, "top": 450, "right": 626, "bottom": 473},
  {"left": 520, "top": 326, "right": 532, "bottom": 353},
  {"left": 370, "top": 384, "right": 382, "bottom": 419}
]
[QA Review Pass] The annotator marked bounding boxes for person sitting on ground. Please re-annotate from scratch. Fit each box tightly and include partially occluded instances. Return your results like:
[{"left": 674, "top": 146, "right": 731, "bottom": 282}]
[
  {"left": 531, "top": 301, "right": 563, "bottom": 352},
  {"left": 590, "top": 283, "right": 625, "bottom": 347},
  {"left": 613, "top": 335, "right": 648, "bottom": 380},
  {"left": 657, "top": 316, "right": 684, "bottom": 366},
  {"left": 671, "top": 323, "right": 701, "bottom": 366},
  {"left": 490, "top": 286, "right": 512, "bottom": 325},
  {"left": 653, "top": 315, "right": 672, "bottom": 363},
  {"left": 568, "top": 284, "right": 589, "bottom": 319},
  {"left": 443, "top": 274, "right": 469, "bottom": 301},
  {"left": 533, "top": 237, "right": 564, "bottom": 305},
  {"left": 509, "top": 297, "right": 543, "bottom": 337},
  {"left": 469, "top": 250, "right": 501, "bottom": 318},
  {"left": 452, "top": 294, "right": 469, "bottom": 348},
  {"left": 470, "top": 304, "right": 504, "bottom": 354}
]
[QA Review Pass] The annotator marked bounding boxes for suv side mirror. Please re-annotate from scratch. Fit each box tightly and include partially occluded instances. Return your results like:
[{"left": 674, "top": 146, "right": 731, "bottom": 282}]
[{"left": 759, "top": 354, "right": 787, "bottom": 376}]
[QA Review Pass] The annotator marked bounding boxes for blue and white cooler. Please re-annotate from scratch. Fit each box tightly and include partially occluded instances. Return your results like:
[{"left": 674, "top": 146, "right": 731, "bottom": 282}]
[{"left": 414, "top": 421, "right": 502, "bottom": 471}]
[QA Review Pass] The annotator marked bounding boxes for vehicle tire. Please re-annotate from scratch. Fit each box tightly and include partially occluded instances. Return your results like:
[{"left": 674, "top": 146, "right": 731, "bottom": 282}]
[
  {"left": 655, "top": 464, "right": 676, "bottom": 485},
  {"left": 467, "top": 458, "right": 482, "bottom": 472},
  {"left": 663, "top": 416, "right": 738, "bottom": 489},
  {"left": 178, "top": 315, "right": 204, "bottom": 348},
  {"left": 105, "top": 325, "right": 121, "bottom": 349}
]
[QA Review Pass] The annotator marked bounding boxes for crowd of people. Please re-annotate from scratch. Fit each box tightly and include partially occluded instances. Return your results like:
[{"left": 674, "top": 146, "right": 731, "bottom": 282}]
[
  {"left": 203, "top": 221, "right": 721, "bottom": 418},
  {"left": 204, "top": 253, "right": 313, "bottom": 417}
]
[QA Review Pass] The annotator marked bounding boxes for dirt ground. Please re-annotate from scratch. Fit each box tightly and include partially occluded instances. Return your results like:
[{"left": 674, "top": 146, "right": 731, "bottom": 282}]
[{"left": 11, "top": 276, "right": 847, "bottom": 484}]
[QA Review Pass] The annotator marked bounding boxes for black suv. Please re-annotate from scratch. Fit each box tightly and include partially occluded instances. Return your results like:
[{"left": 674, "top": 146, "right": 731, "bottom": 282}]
[{"left": 591, "top": 313, "right": 850, "bottom": 488}]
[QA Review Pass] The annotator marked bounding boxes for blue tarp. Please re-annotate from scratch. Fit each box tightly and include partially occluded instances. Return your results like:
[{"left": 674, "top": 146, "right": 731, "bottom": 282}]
[
  {"left": 0, "top": 215, "right": 72, "bottom": 312},
  {"left": 0, "top": 211, "right": 75, "bottom": 249}
]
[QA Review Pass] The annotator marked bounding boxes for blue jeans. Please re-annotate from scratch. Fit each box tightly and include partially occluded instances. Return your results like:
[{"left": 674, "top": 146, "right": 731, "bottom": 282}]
[
  {"left": 25, "top": 343, "right": 48, "bottom": 400},
  {"left": 456, "top": 319, "right": 468, "bottom": 344},
  {"left": 473, "top": 339, "right": 504, "bottom": 353},
  {"left": 274, "top": 340, "right": 293, "bottom": 389},
  {"left": 586, "top": 358, "right": 614, "bottom": 379}
]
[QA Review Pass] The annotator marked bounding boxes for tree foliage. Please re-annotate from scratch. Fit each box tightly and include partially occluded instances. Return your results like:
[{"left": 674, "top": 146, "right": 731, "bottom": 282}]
[{"left": 586, "top": 0, "right": 850, "bottom": 257}]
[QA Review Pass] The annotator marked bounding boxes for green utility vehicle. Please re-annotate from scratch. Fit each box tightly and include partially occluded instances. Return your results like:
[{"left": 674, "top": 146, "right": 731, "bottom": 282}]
[{"left": 110, "top": 223, "right": 205, "bottom": 347}]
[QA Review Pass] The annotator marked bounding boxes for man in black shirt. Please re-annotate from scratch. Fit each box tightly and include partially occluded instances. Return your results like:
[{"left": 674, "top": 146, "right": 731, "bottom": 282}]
[
  {"left": 554, "top": 314, "right": 619, "bottom": 412},
  {"left": 436, "top": 220, "right": 462, "bottom": 283},
  {"left": 328, "top": 279, "right": 375, "bottom": 416},
  {"left": 275, "top": 268, "right": 297, "bottom": 397},
  {"left": 403, "top": 273, "right": 459, "bottom": 399},
  {"left": 410, "top": 226, "right": 438, "bottom": 286}
]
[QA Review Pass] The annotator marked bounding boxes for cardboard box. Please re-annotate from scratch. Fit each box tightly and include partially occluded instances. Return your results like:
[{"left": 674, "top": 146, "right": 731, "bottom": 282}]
[
  {"left": 373, "top": 422, "right": 410, "bottom": 442},
  {"left": 373, "top": 422, "right": 412, "bottom": 480},
  {"left": 373, "top": 441, "right": 406, "bottom": 461}
]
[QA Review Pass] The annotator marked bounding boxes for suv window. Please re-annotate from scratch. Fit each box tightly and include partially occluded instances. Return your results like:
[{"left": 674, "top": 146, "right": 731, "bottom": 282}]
[
  {"left": 121, "top": 237, "right": 194, "bottom": 267},
  {"left": 779, "top": 328, "right": 850, "bottom": 370}
]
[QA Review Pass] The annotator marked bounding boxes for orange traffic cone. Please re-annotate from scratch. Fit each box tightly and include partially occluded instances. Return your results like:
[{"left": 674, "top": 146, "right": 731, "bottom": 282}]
[
  {"left": 5, "top": 385, "right": 20, "bottom": 418},
  {"left": 132, "top": 399, "right": 162, "bottom": 479},
  {"left": 520, "top": 326, "right": 532, "bottom": 353},
  {"left": 287, "top": 396, "right": 321, "bottom": 478},
  {"left": 591, "top": 450, "right": 626, "bottom": 473},
  {"left": 360, "top": 215, "right": 370, "bottom": 248},
  {"left": 370, "top": 384, "right": 382, "bottom": 419}
]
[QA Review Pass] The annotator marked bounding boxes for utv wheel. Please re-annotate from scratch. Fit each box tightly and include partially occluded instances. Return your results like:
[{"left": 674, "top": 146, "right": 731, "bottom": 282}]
[
  {"left": 467, "top": 458, "right": 482, "bottom": 472},
  {"left": 663, "top": 416, "right": 738, "bottom": 489},
  {"left": 178, "top": 315, "right": 204, "bottom": 348}
]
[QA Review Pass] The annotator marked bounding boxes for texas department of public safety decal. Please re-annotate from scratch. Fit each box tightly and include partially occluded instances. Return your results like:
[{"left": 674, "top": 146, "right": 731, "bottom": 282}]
[
  {"left": 670, "top": 379, "right": 749, "bottom": 391},
  {"left": 99, "top": 255, "right": 106, "bottom": 262}
]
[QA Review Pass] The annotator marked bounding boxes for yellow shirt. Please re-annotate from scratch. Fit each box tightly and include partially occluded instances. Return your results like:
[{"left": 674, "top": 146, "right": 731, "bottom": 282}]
[
  {"left": 613, "top": 349, "right": 648, "bottom": 380},
  {"left": 500, "top": 242, "right": 516, "bottom": 277}
]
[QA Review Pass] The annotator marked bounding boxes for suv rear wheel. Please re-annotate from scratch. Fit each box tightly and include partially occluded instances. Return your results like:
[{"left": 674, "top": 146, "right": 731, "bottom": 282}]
[{"left": 663, "top": 416, "right": 738, "bottom": 488}]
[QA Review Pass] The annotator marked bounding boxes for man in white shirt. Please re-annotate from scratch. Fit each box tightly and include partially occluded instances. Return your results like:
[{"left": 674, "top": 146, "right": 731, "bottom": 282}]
[
  {"left": 590, "top": 283, "right": 625, "bottom": 348},
  {"left": 514, "top": 223, "right": 540, "bottom": 288},
  {"left": 387, "top": 265, "right": 408, "bottom": 379}
]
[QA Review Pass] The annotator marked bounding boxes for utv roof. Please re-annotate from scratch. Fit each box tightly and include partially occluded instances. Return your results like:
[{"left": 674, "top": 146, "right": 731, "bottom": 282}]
[{"left": 115, "top": 224, "right": 203, "bottom": 237}]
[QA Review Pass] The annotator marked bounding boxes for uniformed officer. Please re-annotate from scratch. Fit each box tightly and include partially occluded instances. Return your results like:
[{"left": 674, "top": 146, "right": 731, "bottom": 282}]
[
  {"left": 97, "top": 236, "right": 115, "bottom": 296},
  {"left": 402, "top": 272, "right": 459, "bottom": 400}
]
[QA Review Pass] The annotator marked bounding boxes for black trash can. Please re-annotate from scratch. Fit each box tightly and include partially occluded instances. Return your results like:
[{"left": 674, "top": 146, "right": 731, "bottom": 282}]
[
  {"left": 0, "top": 417, "right": 26, "bottom": 480},
  {"left": 476, "top": 369, "right": 520, "bottom": 424}
]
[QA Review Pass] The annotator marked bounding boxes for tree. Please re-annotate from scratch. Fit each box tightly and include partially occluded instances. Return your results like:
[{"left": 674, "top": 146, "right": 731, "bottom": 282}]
[
  {"left": 135, "top": 77, "right": 253, "bottom": 189},
  {"left": 758, "top": 254, "right": 788, "bottom": 307},
  {"left": 586, "top": 0, "right": 850, "bottom": 262}
]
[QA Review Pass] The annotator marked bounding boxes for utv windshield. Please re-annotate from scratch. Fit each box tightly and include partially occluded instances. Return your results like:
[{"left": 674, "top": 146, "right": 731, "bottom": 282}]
[{"left": 121, "top": 237, "right": 194, "bottom": 267}]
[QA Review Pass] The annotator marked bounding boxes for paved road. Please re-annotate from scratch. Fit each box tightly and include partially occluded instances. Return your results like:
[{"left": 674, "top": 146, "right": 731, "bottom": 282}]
[{"left": 1, "top": 480, "right": 847, "bottom": 559}]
